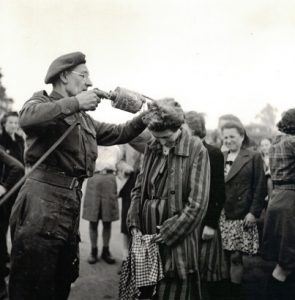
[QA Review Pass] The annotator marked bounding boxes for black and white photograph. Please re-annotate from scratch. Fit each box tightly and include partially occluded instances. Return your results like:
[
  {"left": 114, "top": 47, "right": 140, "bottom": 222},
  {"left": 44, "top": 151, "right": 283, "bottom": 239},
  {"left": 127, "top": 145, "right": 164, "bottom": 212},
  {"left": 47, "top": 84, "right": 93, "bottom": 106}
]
[{"left": 0, "top": 1, "right": 295, "bottom": 299}]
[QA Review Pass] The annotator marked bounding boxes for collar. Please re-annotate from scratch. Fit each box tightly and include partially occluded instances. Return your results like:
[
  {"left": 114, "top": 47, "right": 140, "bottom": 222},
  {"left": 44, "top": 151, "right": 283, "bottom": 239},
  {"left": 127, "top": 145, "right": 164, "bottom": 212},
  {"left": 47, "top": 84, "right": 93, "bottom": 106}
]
[
  {"left": 148, "top": 126, "right": 191, "bottom": 157},
  {"left": 50, "top": 90, "right": 65, "bottom": 100}
]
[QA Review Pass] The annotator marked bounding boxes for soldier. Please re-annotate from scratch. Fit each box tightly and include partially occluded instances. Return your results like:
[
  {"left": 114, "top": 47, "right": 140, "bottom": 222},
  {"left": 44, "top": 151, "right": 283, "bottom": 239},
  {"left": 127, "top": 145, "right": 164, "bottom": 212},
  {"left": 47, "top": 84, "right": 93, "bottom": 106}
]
[{"left": 9, "top": 51, "right": 148, "bottom": 300}]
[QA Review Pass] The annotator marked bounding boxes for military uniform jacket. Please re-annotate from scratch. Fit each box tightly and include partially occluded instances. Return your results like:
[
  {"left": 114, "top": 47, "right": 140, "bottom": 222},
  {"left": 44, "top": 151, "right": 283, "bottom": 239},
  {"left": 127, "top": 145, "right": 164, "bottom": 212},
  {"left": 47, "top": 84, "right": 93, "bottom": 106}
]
[{"left": 19, "top": 90, "right": 146, "bottom": 178}]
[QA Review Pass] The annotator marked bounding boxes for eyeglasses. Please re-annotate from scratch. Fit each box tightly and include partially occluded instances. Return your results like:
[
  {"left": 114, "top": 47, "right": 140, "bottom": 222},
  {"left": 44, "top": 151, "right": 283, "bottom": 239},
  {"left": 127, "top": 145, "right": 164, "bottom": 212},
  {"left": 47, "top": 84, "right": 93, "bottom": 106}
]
[{"left": 71, "top": 71, "right": 89, "bottom": 80}]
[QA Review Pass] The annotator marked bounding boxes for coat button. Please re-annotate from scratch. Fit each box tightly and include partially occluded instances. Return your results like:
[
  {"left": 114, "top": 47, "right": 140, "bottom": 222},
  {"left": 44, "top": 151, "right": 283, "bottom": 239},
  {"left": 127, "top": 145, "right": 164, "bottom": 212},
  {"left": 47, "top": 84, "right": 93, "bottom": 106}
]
[{"left": 170, "top": 191, "right": 175, "bottom": 195}]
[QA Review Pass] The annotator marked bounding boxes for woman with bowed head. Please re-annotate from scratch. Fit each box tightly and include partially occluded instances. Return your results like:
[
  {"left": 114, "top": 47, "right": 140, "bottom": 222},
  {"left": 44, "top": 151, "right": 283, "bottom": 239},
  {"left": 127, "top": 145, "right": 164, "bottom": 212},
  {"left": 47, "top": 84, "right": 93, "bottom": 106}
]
[
  {"left": 262, "top": 109, "right": 295, "bottom": 300},
  {"left": 127, "top": 98, "right": 210, "bottom": 300},
  {"left": 219, "top": 121, "right": 267, "bottom": 299}
]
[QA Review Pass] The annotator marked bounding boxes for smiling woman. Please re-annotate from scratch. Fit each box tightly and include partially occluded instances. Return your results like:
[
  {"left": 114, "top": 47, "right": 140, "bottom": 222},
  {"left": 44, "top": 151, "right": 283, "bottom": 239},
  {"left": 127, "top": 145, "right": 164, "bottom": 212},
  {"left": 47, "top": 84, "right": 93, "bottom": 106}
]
[{"left": 219, "top": 120, "right": 267, "bottom": 298}]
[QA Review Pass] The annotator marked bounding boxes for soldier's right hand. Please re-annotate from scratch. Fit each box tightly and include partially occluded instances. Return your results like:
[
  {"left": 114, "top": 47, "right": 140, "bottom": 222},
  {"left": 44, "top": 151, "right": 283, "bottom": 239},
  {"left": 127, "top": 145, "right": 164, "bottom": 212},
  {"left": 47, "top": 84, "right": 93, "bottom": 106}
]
[{"left": 76, "top": 90, "right": 101, "bottom": 111}]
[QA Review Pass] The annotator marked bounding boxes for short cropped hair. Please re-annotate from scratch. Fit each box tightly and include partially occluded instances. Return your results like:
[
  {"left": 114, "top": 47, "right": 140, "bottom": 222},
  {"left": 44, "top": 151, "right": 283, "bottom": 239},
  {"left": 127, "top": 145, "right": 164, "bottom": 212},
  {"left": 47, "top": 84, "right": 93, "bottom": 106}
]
[{"left": 143, "top": 98, "right": 184, "bottom": 132}]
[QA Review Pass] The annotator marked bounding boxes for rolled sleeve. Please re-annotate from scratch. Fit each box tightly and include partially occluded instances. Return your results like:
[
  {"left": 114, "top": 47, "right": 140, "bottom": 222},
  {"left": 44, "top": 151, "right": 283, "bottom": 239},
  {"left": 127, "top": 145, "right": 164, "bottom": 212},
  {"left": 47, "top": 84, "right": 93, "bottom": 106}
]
[{"left": 20, "top": 92, "right": 79, "bottom": 130}]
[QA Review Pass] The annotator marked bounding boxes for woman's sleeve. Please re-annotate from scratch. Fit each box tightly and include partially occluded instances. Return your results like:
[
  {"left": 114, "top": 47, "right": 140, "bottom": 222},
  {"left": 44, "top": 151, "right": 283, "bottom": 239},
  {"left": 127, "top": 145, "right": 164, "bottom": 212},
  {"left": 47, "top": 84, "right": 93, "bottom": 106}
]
[
  {"left": 203, "top": 148, "right": 225, "bottom": 229},
  {"left": 126, "top": 150, "right": 148, "bottom": 231},
  {"left": 160, "top": 145, "right": 210, "bottom": 246},
  {"left": 0, "top": 148, "right": 24, "bottom": 190},
  {"left": 249, "top": 152, "right": 267, "bottom": 217}
]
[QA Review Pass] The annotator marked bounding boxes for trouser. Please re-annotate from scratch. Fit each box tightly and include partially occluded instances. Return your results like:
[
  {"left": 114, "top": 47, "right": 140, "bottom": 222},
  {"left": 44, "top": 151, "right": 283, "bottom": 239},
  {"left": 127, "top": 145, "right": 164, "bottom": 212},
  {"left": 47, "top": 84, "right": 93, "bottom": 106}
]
[
  {"left": 9, "top": 236, "right": 79, "bottom": 300},
  {"left": 9, "top": 168, "right": 83, "bottom": 300}
]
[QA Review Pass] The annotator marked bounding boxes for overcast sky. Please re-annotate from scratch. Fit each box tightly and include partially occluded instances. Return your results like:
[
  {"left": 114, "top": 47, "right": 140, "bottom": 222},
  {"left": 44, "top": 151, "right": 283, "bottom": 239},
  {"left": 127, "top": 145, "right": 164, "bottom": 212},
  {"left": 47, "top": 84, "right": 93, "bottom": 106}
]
[{"left": 0, "top": 0, "right": 295, "bottom": 129}]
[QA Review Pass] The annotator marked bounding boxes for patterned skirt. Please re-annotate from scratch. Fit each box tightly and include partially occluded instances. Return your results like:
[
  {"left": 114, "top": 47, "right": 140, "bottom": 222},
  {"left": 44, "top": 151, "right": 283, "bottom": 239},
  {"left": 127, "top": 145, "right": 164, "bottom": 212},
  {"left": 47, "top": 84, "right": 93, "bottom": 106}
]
[{"left": 219, "top": 210, "right": 259, "bottom": 255}]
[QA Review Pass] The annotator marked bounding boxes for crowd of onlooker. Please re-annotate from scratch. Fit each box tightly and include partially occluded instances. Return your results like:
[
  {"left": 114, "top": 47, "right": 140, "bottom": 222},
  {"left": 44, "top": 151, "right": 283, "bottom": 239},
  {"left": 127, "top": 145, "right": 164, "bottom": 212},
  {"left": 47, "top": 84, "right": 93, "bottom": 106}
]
[{"left": 0, "top": 107, "right": 294, "bottom": 300}]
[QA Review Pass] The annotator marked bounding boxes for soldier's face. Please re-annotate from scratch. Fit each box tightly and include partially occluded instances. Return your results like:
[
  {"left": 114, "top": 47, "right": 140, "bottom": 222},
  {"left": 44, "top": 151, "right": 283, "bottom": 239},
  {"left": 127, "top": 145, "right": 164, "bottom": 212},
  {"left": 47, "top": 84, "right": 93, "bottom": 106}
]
[{"left": 65, "top": 64, "right": 93, "bottom": 96}]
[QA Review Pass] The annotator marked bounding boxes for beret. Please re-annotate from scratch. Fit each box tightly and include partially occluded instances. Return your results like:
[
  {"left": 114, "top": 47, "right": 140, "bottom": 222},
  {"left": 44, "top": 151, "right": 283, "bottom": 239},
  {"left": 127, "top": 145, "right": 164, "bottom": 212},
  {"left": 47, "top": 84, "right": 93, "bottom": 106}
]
[{"left": 44, "top": 51, "right": 86, "bottom": 84}]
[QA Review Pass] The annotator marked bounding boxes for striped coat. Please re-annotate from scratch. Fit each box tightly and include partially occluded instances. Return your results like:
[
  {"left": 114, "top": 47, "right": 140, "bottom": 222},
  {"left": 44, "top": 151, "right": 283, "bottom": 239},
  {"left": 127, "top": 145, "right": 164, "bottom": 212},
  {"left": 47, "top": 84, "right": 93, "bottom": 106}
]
[{"left": 127, "top": 128, "right": 210, "bottom": 279}]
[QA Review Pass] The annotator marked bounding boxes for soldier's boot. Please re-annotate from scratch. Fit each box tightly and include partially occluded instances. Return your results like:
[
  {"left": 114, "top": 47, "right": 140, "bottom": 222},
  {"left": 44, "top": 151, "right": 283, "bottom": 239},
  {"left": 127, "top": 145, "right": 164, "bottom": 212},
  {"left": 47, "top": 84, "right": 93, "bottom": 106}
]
[
  {"left": 101, "top": 246, "right": 116, "bottom": 264},
  {"left": 87, "top": 247, "right": 98, "bottom": 264}
]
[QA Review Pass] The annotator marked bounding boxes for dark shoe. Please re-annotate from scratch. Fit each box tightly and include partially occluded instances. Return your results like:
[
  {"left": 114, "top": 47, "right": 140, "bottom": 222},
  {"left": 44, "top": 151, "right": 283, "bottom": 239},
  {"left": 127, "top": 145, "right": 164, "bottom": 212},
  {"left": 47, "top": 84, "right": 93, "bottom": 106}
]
[
  {"left": 101, "top": 246, "right": 116, "bottom": 264},
  {"left": 87, "top": 247, "right": 98, "bottom": 264},
  {"left": 265, "top": 276, "right": 285, "bottom": 300}
]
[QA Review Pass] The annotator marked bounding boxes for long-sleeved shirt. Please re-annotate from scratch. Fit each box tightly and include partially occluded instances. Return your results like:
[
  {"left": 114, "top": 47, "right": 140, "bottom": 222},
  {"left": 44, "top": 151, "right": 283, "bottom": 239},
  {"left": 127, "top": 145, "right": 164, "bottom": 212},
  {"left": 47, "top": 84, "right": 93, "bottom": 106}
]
[
  {"left": 95, "top": 145, "right": 122, "bottom": 172},
  {"left": 19, "top": 90, "right": 146, "bottom": 178}
]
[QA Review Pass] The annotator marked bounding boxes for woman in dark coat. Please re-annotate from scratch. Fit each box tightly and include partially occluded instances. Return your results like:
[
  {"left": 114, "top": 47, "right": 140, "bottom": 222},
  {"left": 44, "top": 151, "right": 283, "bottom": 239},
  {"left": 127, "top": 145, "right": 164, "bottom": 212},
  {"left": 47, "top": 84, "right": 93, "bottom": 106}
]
[
  {"left": 0, "top": 111, "right": 25, "bottom": 164},
  {"left": 219, "top": 121, "right": 267, "bottom": 299},
  {"left": 185, "top": 111, "right": 228, "bottom": 300},
  {"left": 0, "top": 111, "right": 25, "bottom": 268},
  {"left": 262, "top": 109, "right": 295, "bottom": 300},
  {"left": 0, "top": 147, "right": 24, "bottom": 298}
]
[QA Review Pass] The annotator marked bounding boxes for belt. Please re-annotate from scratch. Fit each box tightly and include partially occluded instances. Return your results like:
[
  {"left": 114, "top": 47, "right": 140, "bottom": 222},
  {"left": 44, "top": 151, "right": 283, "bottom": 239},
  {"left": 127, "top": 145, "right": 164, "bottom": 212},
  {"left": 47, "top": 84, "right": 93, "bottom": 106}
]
[
  {"left": 95, "top": 169, "right": 117, "bottom": 175},
  {"left": 273, "top": 181, "right": 295, "bottom": 190},
  {"left": 29, "top": 167, "right": 84, "bottom": 190}
]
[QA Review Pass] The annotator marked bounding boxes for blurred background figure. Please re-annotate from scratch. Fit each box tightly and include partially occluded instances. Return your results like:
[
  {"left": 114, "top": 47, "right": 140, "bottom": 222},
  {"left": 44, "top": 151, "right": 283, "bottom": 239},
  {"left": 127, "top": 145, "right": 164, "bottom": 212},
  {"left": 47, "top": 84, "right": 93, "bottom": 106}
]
[
  {"left": 0, "top": 111, "right": 25, "bottom": 270},
  {"left": 259, "top": 138, "right": 273, "bottom": 202},
  {"left": 82, "top": 145, "right": 122, "bottom": 265},
  {"left": 185, "top": 111, "right": 228, "bottom": 300},
  {"left": 0, "top": 111, "right": 25, "bottom": 164},
  {"left": 262, "top": 109, "right": 295, "bottom": 300},
  {"left": 219, "top": 121, "right": 267, "bottom": 300},
  {"left": 0, "top": 147, "right": 24, "bottom": 299},
  {"left": 117, "top": 144, "right": 143, "bottom": 266}
]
